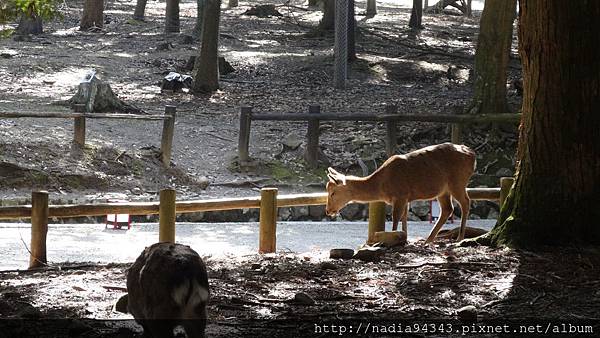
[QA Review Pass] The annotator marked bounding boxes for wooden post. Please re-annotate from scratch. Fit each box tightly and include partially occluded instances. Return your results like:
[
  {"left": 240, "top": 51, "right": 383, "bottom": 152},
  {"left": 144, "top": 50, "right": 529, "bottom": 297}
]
[
  {"left": 385, "top": 105, "right": 398, "bottom": 157},
  {"left": 161, "top": 105, "right": 176, "bottom": 166},
  {"left": 367, "top": 201, "right": 386, "bottom": 244},
  {"left": 159, "top": 188, "right": 176, "bottom": 243},
  {"left": 305, "top": 105, "right": 321, "bottom": 167},
  {"left": 366, "top": 0, "right": 377, "bottom": 16},
  {"left": 259, "top": 188, "right": 277, "bottom": 253},
  {"left": 73, "top": 104, "right": 86, "bottom": 146},
  {"left": 499, "top": 177, "right": 514, "bottom": 212},
  {"left": 238, "top": 106, "right": 252, "bottom": 163},
  {"left": 29, "top": 191, "right": 49, "bottom": 269},
  {"left": 451, "top": 123, "right": 462, "bottom": 144}
]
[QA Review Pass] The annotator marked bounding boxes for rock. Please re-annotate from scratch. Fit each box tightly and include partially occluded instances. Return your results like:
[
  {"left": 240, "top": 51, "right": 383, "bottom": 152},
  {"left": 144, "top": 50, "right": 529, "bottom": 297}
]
[
  {"left": 436, "top": 227, "right": 488, "bottom": 240},
  {"left": 186, "top": 211, "right": 205, "bottom": 222},
  {"left": 486, "top": 208, "right": 499, "bottom": 220},
  {"left": 340, "top": 203, "right": 362, "bottom": 220},
  {"left": 329, "top": 248, "right": 355, "bottom": 260},
  {"left": 495, "top": 168, "right": 513, "bottom": 177},
  {"left": 407, "top": 210, "right": 421, "bottom": 221},
  {"left": 282, "top": 133, "right": 302, "bottom": 150},
  {"left": 114, "top": 294, "right": 129, "bottom": 313},
  {"left": 293, "top": 292, "right": 315, "bottom": 305},
  {"left": 180, "top": 34, "right": 195, "bottom": 44},
  {"left": 353, "top": 246, "right": 385, "bottom": 262},
  {"left": 292, "top": 206, "right": 309, "bottom": 219},
  {"left": 456, "top": 305, "right": 478, "bottom": 322},
  {"left": 278, "top": 207, "right": 292, "bottom": 220},
  {"left": 218, "top": 56, "right": 235, "bottom": 75},
  {"left": 410, "top": 200, "right": 430, "bottom": 218},
  {"left": 309, "top": 205, "right": 325, "bottom": 219},
  {"left": 156, "top": 42, "right": 174, "bottom": 51},
  {"left": 16, "top": 304, "right": 41, "bottom": 318},
  {"left": 244, "top": 5, "right": 283, "bottom": 18},
  {"left": 372, "top": 231, "right": 407, "bottom": 247},
  {"left": 319, "top": 261, "right": 338, "bottom": 270},
  {"left": 161, "top": 72, "right": 193, "bottom": 92},
  {"left": 69, "top": 319, "right": 92, "bottom": 336}
]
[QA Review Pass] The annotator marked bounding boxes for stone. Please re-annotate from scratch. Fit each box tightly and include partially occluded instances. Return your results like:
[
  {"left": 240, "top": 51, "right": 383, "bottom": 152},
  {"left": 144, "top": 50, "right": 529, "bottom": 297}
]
[
  {"left": 456, "top": 305, "right": 478, "bottom": 322},
  {"left": 372, "top": 231, "right": 407, "bottom": 247},
  {"left": 495, "top": 168, "right": 513, "bottom": 177},
  {"left": 407, "top": 210, "right": 421, "bottom": 221},
  {"left": 293, "top": 292, "right": 315, "bottom": 305},
  {"left": 353, "top": 246, "right": 385, "bottom": 262},
  {"left": 410, "top": 200, "right": 430, "bottom": 218},
  {"left": 278, "top": 207, "right": 292, "bottom": 220},
  {"left": 486, "top": 208, "right": 499, "bottom": 220},
  {"left": 340, "top": 203, "right": 363, "bottom": 220},
  {"left": 68, "top": 319, "right": 92, "bottom": 336},
  {"left": 319, "top": 261, "right": 338, "bottom": 270},
  {"left": 282, "top": 133, "right": 302, "bottom": 150},
  {"left": 329, "top": 248, "right": 355, "bottom": 260},
  {"left": 114, "top": 294, "right": 129, "bottom": 313},
  {"left": 198, "top": 176, "right": 210, "bottom": 189},
  {"left": 309, "top": 205, "right": 325, "bottom": 219}
]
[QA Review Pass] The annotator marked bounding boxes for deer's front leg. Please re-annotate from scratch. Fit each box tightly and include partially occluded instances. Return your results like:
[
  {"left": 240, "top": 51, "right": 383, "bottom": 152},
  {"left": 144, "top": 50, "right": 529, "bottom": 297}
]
[{"left": 392, "top": 199, "right": 407, "bottom": 231}]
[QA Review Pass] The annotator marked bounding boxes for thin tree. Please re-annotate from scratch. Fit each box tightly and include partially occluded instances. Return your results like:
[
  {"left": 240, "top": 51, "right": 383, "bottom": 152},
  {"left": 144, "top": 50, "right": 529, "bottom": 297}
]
[
  {"left": 408, "top": 0, "right": 423, "bottom": 29},
  {"left": 347, "top": 0, "right": 356, "bottom": 61},
  {"left": 366, "top": 0, "right": 376, "bottom": 17},
  {"left": 80, "top": 0, "right": 104, "bottom": 31},
  {"left": 165, "top": 0, "right": 180, "bottom": 33},
  {"left": 192, "top": 0, "right": 221, "bottom": 93},
  {"left": 318, "top": 0, "right": 335, "bottom": 31},
  {"left": 488, "top": 0, "right": 600, "bottom": 247},
  {"left": 133, "top": 0, "right": 147, "bottom": 20},
  {"left": 467, "top": 0, "right": 516, "bottom": 115},
  {"left": 193, "top": 0, "right": 206, "bottom": 38}
]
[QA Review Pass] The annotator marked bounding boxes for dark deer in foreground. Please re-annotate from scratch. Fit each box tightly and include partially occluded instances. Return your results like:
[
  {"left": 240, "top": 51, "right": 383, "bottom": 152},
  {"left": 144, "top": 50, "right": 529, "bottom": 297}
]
[
  {"left": 326, "top": 143, "right": 476, "bottom": 243},
  {"left": 127, "top": 242, "right": 209, "bottom": 338}
]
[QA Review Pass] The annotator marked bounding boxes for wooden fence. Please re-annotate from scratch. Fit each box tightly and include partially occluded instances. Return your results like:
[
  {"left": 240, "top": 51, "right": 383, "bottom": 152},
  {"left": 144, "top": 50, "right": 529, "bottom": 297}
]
[
  {"left": 238, "top": 105, "right": 521, "bottom": 166},
  {"left": 0, "top": 178, "right": 514, "bottom": 269},
  {"left": 0, "top": 105, "right": 177, "bottom": 166}
]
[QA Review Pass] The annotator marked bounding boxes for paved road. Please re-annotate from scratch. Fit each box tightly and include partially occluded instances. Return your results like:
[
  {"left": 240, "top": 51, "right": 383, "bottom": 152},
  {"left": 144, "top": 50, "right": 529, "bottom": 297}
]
[{"left": 0, "top": 220, "right": 496, "bottom": 270}]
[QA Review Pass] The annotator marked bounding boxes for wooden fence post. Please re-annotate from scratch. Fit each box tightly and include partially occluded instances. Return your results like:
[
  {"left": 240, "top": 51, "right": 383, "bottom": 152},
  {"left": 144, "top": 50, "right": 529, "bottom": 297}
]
[
  {"left": 259, "top": 188, "right": 277, "bottom": 253},
  {"left": 499, "top": 177, "right": 514, "bottom": 212},
  {"left": 385, "top": 104, "right": 398, "bottom": 157},
  {"left": 29, "top": 191, "right": 49, "bottom": 269},
  {"left": 238, "top": 106, "right": 253, "bottom": 162},
  {"left": 451, "top": 123, "right": 463, "bottom": 144},
  {"left": 367, "top": 201, "right": 386, "bottom": 244},
  {"left": 305, "top": 104, "right": 321, "bottom": 167},
  {"left": 161, "top": 105, "right": 176, "bottom": 166},
  {"left": 73, "top": 104, "right": 86, "bottom": 146},
  {"left": 159, "top": 188, "right": 176, "bottom": 243}
]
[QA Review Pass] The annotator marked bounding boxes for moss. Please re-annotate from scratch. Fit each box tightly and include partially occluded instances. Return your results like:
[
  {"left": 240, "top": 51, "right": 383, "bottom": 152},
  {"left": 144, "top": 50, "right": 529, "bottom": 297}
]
[{"left": 0, "top": 29, "right": 14, "bottom": 39}]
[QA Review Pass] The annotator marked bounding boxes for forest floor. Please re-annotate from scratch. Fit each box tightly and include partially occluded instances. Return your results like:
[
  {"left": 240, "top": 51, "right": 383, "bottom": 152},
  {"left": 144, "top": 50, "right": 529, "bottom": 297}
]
[{"left": 3, "top": 1, "right": 589, "bottom": 337}]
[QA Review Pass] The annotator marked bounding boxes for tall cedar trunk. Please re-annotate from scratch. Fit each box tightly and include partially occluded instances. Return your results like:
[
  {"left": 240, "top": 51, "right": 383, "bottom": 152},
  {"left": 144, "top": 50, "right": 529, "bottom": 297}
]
[
  {"left": 318, "top": 0, "right": 335, "bottom": 31},
  {"left": 467, "top": 0, "right": 515, "bottom": 115},
  {"left": 366, "top": 0, "right": 377, "bottom": 17},
  {"left": 489, "top": 1, "right": 600, "bottom": 247},
  {"left": 408, "top": 0, "right": 423, "bottom": 29},
  {"left": 347, "top": 0, "right": 356, "bottom": 61},
  {"left": 465, "top": 0, "right": 472, "bottom": 17},
  {"left": 16, "top": 15, "right": 43, "bottom": 35},
  {"left": 165, "top": 0, "right": 180, "bottom": 33},
  {"left": 133, "top": 0, "right": 147, "bottom": 20},
  {"left": 80, "top": 0, "right": 104, "bottom": 30},
  {"left": 193, "top": 0, "right": 206, "bottom": 38},
  {"left": 192, "top": 0, "right": 221, "bottom": 93}
]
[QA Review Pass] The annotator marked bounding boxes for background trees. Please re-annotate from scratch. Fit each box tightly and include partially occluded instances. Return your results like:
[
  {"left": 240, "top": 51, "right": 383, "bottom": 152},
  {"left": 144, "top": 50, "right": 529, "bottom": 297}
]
[
  {"left": 192, "top": 0, "right": 221, "bottom": 93},
  {"left": 489, "top": 0, "right": 600, "bottom": 247},
  {"left": 80, "top": 0, "right": 104, "bottom": 30}
]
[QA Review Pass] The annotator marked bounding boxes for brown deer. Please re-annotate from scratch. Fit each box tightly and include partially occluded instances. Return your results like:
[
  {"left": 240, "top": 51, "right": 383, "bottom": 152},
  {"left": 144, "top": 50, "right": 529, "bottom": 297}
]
[{"left": 326, "top": 143, "right": 476, "bottom": 243}]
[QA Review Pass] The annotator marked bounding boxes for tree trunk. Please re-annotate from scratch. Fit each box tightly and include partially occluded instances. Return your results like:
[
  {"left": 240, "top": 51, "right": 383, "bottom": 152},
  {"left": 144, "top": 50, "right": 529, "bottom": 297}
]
[
  {"left": 425, "top": 0, "right": 463, "bottom": 14},
  {"left": 366, "top": 0, "right": 377, "bottom": 17},
  {"left": 467, "top": 0, "right": 515, "bottom": 115},
  {"left": 16, "top": 15, "right": 43, "bottom": 35},
  {"left": 80, "top": 0, "right": 104, "bottom": 31},
  {"left": 409, "top": 0, "right": 423, "bottom": 29},
  {"left": 192, "top": 0, "right": 221, "bottom": 93},
  {"left": 193, "top": 0, "right": 206, "bottom": 38},
  {"left": 165, "top": 0, "right": 180, "bottom": 33},
  {"left": 318, "top": 0, "right": 335, "bottom": 31},
  {"left": 228, "top": 0, "right": 238, "bottom": 7},
  {"left": 465, "top": 0, "right": 472, "bottom": 17},
  {"left": 133, "top": 0, "right": 147, "bottom": 20},
  {"left": 347, "top": 0, "right": 356, "bottom": 61},
  {"left": 489, "top": 0, "right": 600, "bottom": 247}
]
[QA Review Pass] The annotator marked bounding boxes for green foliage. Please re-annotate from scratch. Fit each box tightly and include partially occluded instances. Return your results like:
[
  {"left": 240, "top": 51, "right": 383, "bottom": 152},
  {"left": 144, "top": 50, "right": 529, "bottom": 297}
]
[{"left": 0, "top": 0, "right": 61, "bottom": 23}]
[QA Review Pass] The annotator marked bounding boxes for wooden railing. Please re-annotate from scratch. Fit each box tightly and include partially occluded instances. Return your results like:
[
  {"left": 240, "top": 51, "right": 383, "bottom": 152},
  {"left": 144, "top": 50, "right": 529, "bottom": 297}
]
[
  {"left": 238, "top": 105, "right": 521, "bottom": 166},
  {"left": 0, "top": 178, "right": 515, "bottom": 270},
  {"left": 0, "top": 105, "right": 177, "bottom": 166}
]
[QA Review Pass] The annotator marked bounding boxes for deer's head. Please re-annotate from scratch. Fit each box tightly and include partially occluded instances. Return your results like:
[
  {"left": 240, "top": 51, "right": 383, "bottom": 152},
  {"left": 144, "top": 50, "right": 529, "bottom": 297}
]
[{"left": 325, "top": 167, "right": 351, "bottom": 216}]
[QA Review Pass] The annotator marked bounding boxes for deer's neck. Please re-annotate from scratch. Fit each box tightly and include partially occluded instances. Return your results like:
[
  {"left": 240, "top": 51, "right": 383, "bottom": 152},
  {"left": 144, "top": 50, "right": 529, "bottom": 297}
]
[{"left": 345, "top": 174, "right": 382, "bottom": 203}]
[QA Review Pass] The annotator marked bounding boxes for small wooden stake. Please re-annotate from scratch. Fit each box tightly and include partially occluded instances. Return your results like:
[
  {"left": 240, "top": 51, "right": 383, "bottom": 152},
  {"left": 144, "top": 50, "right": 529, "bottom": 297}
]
[
  {"left": 451, "top": 123, "right": 463, "bottom": 144},
  {"left": 367, "top": 201, "right": 386, "bottom": 244},
  {"left": 259, "top": 188, "right": 278, "bottom": 253},
  {"left": 73, "top": 104, "right": 86, "bottom": 146},
  {"left": 159, "top": 188, "right": 176, "bottom": 243},
  {"left": 385, "top": 104, "right": 398, "bottom": 157},
  {"left": 29, "top": 191, "right": 49, "bottom": 269},
  {"left": 161, "top": 105, "right": 176, "bottom": 166},
  {"left": 499, "top": 177, "right": 514, "bottom": 213},
  {"left": 305, "top": 105, "right": 321, "bottom": 167},
  {"left": 238, "top": 106, "right": 253, "bottom": 162}
]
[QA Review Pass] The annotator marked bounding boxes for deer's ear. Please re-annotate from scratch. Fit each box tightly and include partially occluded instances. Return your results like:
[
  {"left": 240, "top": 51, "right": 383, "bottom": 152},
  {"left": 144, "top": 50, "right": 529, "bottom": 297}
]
[
  {"left": 327, "top": 173, "right": 339, "bottom": 185},
  {"left": 327, "top": 167, "right": 340, "bottom": 175}
]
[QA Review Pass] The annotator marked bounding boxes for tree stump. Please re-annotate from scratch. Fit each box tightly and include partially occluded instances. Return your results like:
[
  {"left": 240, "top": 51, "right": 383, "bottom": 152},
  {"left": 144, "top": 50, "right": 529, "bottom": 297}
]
[{"left": 67, "top": 71, "right": 140, "bottom": 113}]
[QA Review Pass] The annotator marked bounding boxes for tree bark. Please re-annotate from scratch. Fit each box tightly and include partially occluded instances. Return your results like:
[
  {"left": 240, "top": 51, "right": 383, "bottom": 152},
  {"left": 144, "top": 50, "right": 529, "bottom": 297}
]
[
  {"left": 409, "top": 0, "right": 423, "bottom": 29},
  {"left": 193, "top": 0, "right": 206, "bottom": 38},
  {"left": 318, "top": 0, "right": 335, "bottom": 31},
  {"left": 228, "top": 0, "right": 238, "bottom": 7},
  {"left": 467, "top": 0, "right": 516, "bottom": 115},
  {"left": 366, "top": 0, "right": 377, "bottom": 17},
  {"left": 192, "top": 0, "right": 221, "bottom": 93},
  {"left": 489, "top": 0, "right": 600, "bottom": 247},
  {"left": 133, "top": 0, "right": 147, "bottom": 20},
  {"left": 16, "top": 15, "right": 43, "bottom": 35},
  {"left": 165, "top": 0, "right": 180, "bottom": 33},
  {"left": 347, "top": 0, "right": 356, "bottom": 61},
  {"left": 80, "top": 0, "right": 104, "bottom": 31}
]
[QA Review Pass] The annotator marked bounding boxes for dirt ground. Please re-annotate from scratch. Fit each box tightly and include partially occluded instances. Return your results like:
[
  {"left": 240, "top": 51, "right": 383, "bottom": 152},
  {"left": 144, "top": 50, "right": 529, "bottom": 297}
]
[{"left": 3, "top": 1, "right": 592, "bottom": 337}]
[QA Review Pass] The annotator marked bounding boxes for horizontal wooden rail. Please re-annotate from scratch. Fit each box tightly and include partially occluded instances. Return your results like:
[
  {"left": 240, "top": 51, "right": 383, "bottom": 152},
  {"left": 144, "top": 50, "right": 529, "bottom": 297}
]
[
  {"left": 0, "top": 111, "right": 166, "bottom": 121},
  {"left": 0, "top": 188, "right": 499, "bottom": 220},
  {"left": 250, "top": 112, "right": 521, "bottom": 124}
]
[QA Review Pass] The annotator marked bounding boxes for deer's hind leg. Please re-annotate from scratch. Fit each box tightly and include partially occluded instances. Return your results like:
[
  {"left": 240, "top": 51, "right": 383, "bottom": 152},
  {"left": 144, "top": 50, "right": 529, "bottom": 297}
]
[
  {"left": 425, "top": 193, "right": 453, "bottom": 243},
  {"left": 392, "top": 199, "right": 408, "bottom": 231},
  {"left": 451, "top": 187, "right": 470, "bottom": 241}
]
